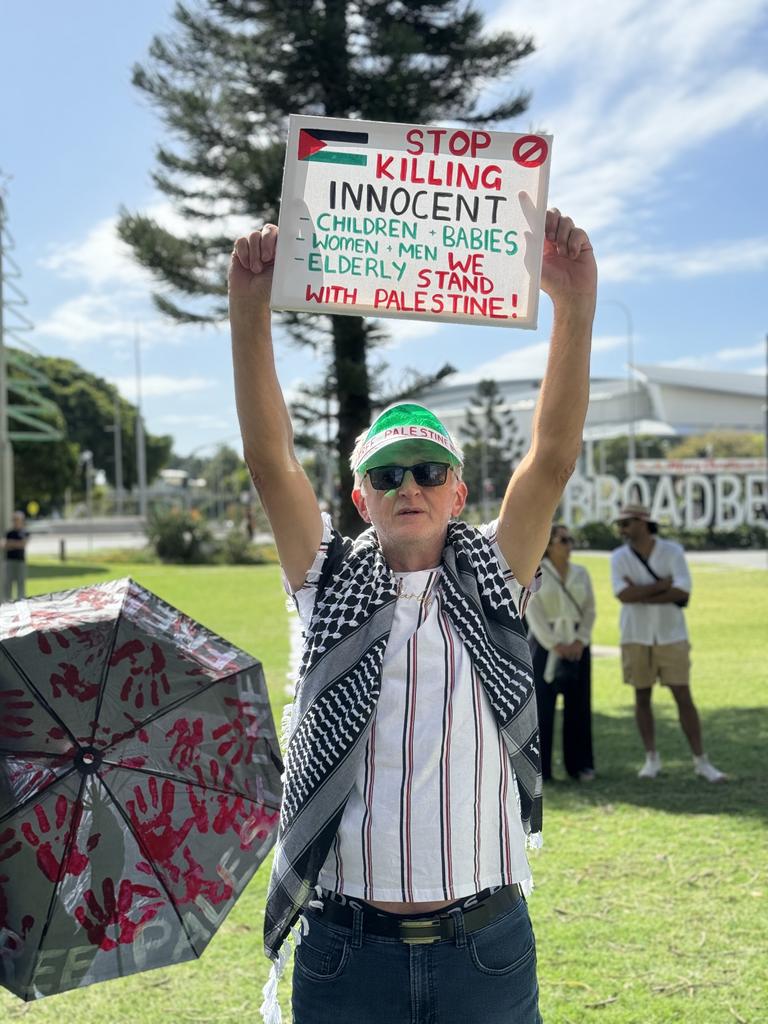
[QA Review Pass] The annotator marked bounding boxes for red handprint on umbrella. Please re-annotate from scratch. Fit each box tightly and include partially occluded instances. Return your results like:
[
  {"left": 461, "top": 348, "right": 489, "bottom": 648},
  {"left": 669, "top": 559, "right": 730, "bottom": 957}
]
[
  {"left": 127, "top": 777, "right": 198, "bottom": 864},
  {"left": 212, "top": 697, "right": 262, "bottom": 767},
  {"left": 166, "top": 716, "right": 204, "bottom": 770},
  {"left": 49, "top": 662, "right": 101, "bottom": 704},
  {"left": 74, "top": 878, "right": 164, "bottom": 951},
  {"left": 0, "top": 688, "right": 35, "bottom": 741},
  {"left": 177, "top": 847, "right": 232, "bottom": 907},
  {"left": 112, "top": 639, "right": 173, "bottom": 711},
  {"left": 0, "top": 827, "right": 22, "bottom": 865},
  {"left": 20, "top": 798, "right": 101, "bottom": 883}
]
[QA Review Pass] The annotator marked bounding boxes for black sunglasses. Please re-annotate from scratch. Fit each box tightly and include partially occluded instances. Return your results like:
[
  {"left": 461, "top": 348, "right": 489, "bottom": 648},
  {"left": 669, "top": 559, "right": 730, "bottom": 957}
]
[
  {"left": 366, "top": 462, "right": 451, "bottom": 491},
  {"left": 555, "top": 535, "right": 575, "bottom": 545}
]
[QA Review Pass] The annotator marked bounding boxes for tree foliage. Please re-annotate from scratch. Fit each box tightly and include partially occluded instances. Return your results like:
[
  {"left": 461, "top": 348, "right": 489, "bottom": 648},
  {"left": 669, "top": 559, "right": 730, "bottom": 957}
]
[
  {"left": 666, "top": 431, "right": 764, "bottom": 459},
  {"left": 118, "top": 0, "right": 534, "bottom": 532},
  {"left": 8, "top": 349, "right": 172, "bottom": 511},
  {"left": 459, "top": 378, "right": 525, "bottom": 505}
]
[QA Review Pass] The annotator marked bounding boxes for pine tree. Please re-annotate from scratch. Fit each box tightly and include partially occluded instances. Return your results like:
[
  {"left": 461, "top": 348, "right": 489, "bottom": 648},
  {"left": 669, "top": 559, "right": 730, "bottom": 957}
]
[
  {"left": 460, "top": 378, "right": 524, "bottom": 516},
  {"left": 118, "top": 1, "right": 534, "bottom": 533}
]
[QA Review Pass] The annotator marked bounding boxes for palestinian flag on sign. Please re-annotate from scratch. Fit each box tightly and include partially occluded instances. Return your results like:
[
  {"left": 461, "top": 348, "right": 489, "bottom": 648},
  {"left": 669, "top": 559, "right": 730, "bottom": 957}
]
[{"left": 298, "top": 128, "right": 369, "bottom": 166}]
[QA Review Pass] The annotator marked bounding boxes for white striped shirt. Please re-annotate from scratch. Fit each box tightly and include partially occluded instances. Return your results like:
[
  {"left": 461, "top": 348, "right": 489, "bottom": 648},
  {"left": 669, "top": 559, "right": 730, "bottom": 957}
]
[{"left": 289, "top": 517, "right": 537, "bottom": 902}]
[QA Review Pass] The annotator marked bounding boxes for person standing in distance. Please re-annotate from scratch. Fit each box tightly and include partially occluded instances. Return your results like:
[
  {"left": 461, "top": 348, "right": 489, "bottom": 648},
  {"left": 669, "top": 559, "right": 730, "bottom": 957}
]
[
  {"left": 526, "top": 523, "right": 596, "bottom": 783},
  {"left": 2, "top": 511, "right": 29, "bottom": 602},
  {"left": 611, "top": 504, "right": 726, "bottom": 782}
]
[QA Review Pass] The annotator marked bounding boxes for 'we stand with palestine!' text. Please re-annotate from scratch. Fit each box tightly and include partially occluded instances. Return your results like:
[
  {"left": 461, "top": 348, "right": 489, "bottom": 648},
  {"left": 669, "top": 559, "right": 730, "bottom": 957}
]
[{"left": 271, "top": 115, "right": 552, "bottom": 330}]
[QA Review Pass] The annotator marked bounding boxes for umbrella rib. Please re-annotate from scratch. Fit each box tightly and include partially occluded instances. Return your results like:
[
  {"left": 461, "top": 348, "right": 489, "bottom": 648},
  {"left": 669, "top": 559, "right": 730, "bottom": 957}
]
[
  {"left": 98, "top": 773, "right": 203, "bottom": 957},
  {"left": 0, "top": 643, "right": 80, "bottom": 748},
  {"left": 26, "top": 772, "right": 88, "bottom": 995},
  {"left": 101, "top": 759, "right": 282, "bottom": 812},
  {"left": 97, "top": 662, "right": 260, "bottom": 758},
  {"left": 0, "top": 765, "right": 78, "bottom": 826},
  {"left": 88, "top": 611, "right": 124, "bottom": 746}
]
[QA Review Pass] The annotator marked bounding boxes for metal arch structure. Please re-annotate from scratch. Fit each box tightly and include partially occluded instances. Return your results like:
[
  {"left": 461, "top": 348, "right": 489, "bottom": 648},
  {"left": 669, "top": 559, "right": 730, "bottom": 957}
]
[{"left": 1, "top": 194, "right": 66, "bottom": 600}]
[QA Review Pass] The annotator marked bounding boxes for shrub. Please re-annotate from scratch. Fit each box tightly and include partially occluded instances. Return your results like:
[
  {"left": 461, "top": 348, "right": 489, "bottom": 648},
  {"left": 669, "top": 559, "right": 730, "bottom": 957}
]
[
  {"left": 573, "top": 521, "right": 621, "bottom": 550},
  {"left": 147, "top": 507, "right": 213, "bottom": 563},
  {"left": 219, "top": 526, "right": 251, "bottom": 564}
]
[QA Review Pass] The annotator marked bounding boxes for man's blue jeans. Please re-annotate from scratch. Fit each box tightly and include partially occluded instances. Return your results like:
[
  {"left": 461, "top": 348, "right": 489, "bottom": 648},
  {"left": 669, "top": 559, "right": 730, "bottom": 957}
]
[{"left": 292, "top": 897, "right": 542, "bottom": 1023}]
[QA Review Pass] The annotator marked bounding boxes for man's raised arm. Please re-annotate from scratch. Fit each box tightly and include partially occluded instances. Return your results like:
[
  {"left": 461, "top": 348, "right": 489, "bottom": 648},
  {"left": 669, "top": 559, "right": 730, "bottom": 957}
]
[
  {"left": 229, "top": 225, "right": 323, "bottom": 591},
  {"left": 497, "top": 207, "right": 597, "bottom": 586}
]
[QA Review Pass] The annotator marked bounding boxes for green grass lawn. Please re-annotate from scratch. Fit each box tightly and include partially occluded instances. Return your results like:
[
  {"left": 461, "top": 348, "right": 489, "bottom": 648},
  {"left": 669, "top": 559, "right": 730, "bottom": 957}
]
[{"left": 1, "top": 555, "right": 766, "bottom": 1023}]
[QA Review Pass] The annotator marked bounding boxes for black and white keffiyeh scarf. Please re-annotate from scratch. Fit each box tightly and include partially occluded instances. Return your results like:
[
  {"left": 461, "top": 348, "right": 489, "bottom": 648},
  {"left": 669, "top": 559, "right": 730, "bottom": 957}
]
[{"left": 262, "top": 519, "right": 542, "bottom": 989}]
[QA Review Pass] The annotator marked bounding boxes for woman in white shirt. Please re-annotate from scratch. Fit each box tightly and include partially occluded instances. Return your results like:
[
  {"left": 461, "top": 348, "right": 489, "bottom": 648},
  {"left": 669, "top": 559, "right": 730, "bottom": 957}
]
[{"left": 525, "top": 523, "right": 596, "bottom": 782}]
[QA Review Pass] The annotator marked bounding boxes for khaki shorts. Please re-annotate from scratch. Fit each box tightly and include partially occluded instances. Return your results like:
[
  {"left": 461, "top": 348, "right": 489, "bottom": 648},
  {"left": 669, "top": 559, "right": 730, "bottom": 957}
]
[{"left": 621, "top": 641, "right": 691, "bottom": 689}]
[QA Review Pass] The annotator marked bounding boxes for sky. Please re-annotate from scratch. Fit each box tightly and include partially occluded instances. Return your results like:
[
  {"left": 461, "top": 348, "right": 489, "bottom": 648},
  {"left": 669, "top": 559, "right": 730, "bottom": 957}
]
[{"left": 2, "top": 0, "right": 767, "bottom": 459}]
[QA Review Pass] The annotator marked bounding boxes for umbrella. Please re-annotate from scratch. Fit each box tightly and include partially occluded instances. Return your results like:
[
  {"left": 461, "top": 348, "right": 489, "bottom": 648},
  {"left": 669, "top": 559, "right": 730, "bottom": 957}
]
[{"left": 0, "top": 577, "right": 283, "bottom": 1000}]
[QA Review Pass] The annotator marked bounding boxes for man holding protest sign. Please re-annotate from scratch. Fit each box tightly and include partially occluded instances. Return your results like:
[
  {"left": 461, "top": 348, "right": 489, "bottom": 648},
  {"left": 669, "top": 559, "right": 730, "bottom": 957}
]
[{"left": 230, "top": 205, "right": 596, "bottom": 1023}]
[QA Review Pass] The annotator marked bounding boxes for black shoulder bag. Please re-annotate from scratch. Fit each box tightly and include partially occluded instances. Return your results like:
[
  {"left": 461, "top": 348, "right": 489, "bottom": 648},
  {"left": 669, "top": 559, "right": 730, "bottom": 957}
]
[{"left": 629, "top": 546, "right": 689, "bottom": 608}]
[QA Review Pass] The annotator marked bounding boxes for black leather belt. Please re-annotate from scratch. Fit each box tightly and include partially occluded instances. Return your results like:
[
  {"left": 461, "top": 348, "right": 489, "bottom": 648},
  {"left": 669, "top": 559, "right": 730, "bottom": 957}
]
[{"left": 313, "top": 884, "right": 523, "bottom": 945}]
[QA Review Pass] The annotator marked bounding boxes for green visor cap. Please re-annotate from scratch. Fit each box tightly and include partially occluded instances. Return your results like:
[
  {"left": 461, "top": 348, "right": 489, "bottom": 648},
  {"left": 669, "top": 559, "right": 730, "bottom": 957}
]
[{"left": 352, "top": 402, "right": 463, "bottom": 475}]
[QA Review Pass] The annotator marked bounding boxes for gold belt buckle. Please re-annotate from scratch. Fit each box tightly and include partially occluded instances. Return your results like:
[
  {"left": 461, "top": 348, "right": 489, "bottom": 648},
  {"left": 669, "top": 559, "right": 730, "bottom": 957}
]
[{"left": 400, "top": 919, "right": 441, "bottom": 945}]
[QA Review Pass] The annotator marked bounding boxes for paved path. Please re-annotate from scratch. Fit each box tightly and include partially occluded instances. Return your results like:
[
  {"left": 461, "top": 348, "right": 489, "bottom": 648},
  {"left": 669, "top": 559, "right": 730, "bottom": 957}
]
[
  {"left": 582, "top": 548, "right": 766, "bottom": 570},
  {"left": 28, "top": 532, "right": 149, "bottom": 556},
  {"left": 27, "top": 529, "right": 274, "bottom": 558}
]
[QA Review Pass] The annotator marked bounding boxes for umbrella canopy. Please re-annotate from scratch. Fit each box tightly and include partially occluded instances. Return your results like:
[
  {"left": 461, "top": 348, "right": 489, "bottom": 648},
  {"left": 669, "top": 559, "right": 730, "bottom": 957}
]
[{"left": 0, "top": 577, "right": 282, "bottom": 1000}]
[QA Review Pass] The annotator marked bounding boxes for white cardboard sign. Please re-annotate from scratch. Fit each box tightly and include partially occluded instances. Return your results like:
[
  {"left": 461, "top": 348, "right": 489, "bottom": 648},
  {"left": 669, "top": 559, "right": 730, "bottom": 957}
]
[{"left": 271, "top": 114, "right": 552, "bottom": 329}]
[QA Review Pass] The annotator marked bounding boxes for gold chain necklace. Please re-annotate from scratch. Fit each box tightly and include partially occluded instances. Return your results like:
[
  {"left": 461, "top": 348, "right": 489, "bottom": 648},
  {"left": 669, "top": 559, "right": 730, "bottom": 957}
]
[{"left": 395, "top": 575, "right": 439, "bottom": 613}]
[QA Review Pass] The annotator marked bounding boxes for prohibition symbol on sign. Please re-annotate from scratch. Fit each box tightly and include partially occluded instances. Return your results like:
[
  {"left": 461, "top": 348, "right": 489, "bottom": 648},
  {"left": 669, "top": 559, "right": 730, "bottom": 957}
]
[{"left": 512, "top": 135, "right": 549, "bottom": 169}]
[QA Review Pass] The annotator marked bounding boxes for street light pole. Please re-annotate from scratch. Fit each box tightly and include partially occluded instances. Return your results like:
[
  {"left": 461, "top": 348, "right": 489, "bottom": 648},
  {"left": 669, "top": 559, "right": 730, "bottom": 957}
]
[
  {"left": 79, "top": 450, "right": 93, "bottom": 552},
  {"left": 105, "top": 398, "right": 124, "bottom": 517},
  {"left": 113, "top": 399, "right": 123, "bottom": 516},
  {"left": 0, "top": 195, "right": 14, "bottom": 600},
  {"left": 604, "top": 299, "right": 636, "bottom": 467},
  {"left": 134, "top": 327, "right": 148, "bottom": 521}
]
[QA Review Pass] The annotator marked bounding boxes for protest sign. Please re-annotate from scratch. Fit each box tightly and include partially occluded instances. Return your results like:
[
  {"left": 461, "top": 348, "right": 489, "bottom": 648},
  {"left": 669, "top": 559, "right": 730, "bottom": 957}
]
[{"left": 271, "top": 115, "right": 552, "bottom": 329}]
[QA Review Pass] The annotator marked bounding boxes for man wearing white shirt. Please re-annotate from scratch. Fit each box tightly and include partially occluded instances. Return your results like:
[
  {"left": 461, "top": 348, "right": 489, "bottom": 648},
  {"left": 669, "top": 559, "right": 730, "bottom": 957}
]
[{"left": 610, "top": 504, "right": 726, "bottom": 782}]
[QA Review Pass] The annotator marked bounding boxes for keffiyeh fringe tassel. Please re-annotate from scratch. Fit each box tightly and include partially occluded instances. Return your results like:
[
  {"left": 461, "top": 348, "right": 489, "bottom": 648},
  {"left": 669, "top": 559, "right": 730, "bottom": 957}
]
[
  {"left": 260, "top": 896, "right": 319, "bottom": 1023},
  {"left": 527, "top": 831, "right": 543, "bottom": 851}
]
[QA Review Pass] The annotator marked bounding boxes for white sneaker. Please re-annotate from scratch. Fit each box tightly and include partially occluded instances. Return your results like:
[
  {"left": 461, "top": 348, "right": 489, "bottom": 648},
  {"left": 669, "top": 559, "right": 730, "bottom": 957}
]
[
  {"left": 638, "top": 752, "right": 661, "bottom": 779},
  {"left": 694, "top": 755, "right": 727, "bottom": 783}
]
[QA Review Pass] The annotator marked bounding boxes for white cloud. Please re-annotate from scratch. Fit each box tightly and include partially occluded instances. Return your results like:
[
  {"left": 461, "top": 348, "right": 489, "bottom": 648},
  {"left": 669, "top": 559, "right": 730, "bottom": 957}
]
[
  {"left": 592, "top": 335, "right": 627, "bottom": 354},
  {"left": 40, "top": 218, "right": 151, "bottom": 290},
  {"left": 451, "top": 332, "right": 626, "bottom": 384},
  {"left": 36, "top": 294, "right": 142, "bottom": 344},
  {"left": 108, "top": 375, "right": 214, "bottom": 400},
  {"left": 601, "top": 237, "right": 768, "bottom": 282},
  {"left": 487, "top": 0, "right": 768, "bottom": 270},
  {"left": 39, "top": 201, "right": 253, "bottom": 291},
  {"left": 380, "top": 318, "right": 444, "bottom": 347},
  {"left": 34, "top": 291, "right": 184, "bottom": 349},
  {"left": 712, "top": 342, "right": 766, "bottom": 362},
  {"left": 660, "top": 339, "right": 767, "bottom": 371},
  {"left": 158, "top": 414, "right": 234, "bottom": 428},
  {"left": 36, "top": 200, "right": 250, "bottom": 350}
]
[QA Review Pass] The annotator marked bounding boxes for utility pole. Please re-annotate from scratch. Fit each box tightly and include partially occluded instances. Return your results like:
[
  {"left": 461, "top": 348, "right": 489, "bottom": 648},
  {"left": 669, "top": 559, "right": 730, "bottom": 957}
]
[
  {"left": 0, "top": 195, "right": 14, "bottom": 600},
  {"left": 105, "top": 398, "right": 124, "bottom": 516},
  {"left": 80, "top": 450, "right": 94, "bottom": 551},
  {"left": 134, "top": 327, "right": 148, "bottom": 521}
]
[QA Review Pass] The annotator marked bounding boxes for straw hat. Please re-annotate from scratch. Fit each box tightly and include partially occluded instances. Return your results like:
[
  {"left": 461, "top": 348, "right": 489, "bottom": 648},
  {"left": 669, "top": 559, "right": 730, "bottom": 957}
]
[{"left": 615, "top": 503, "right": 656, "bottom": 525}]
